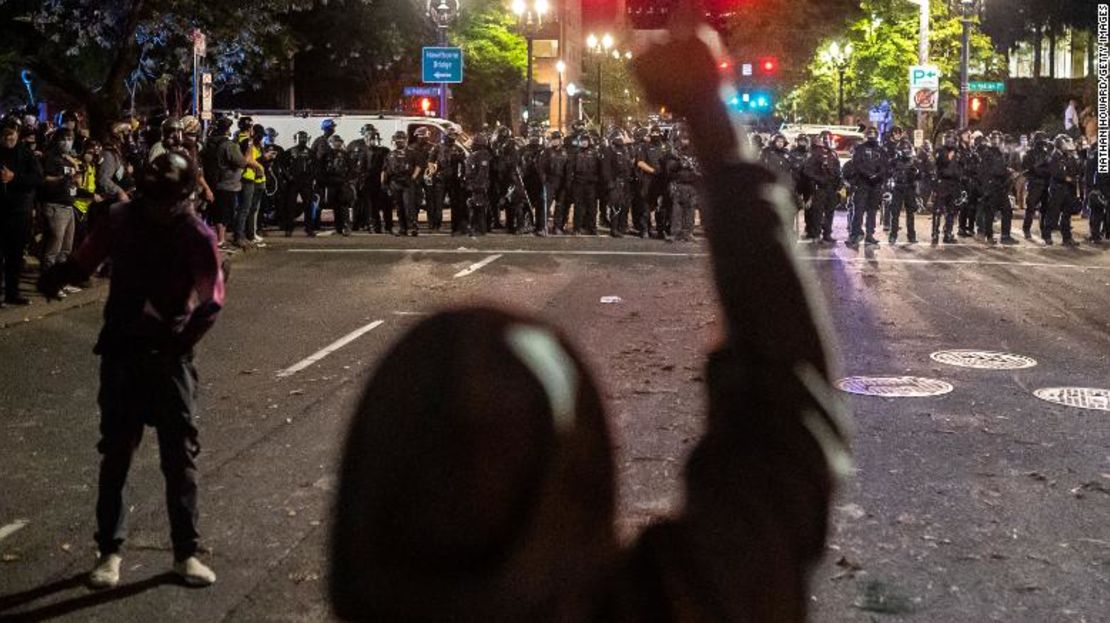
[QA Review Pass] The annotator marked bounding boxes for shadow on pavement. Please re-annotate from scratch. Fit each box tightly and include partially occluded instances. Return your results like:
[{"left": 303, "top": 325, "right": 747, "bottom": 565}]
[{"left": 0, "top": 572, "right": 177, "bottom": 622}]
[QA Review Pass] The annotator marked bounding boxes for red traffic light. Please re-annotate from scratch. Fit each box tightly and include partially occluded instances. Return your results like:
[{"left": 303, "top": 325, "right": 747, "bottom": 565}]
[
  {"left": 970, "top": 97, "right": 982, "bottom": 113},
  {"left": 758, "top": 56, "right": 778, "bottom": 75},
  {"left": 420, "top": 97, "right": 432, "bottom": 113}
]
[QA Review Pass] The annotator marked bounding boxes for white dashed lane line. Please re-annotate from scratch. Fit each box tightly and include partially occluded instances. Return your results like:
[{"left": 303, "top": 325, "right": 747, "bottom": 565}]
[
  {"left": 452, "top": 254, "right": 503, "bottom": 279},
  {"left": 276, "top": 320, "right": 385, "bottom": 378},
  {"left": 0, "top": 519, "right": 29, "bottom": 542}
]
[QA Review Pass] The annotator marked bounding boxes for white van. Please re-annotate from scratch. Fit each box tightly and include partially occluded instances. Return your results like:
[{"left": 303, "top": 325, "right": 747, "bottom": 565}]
[
  {"left": 779, "top": 124, "right": 866, "bottom": 166},
  {"left": 213, "top": 110, "right": 465, "bottom": 149}
]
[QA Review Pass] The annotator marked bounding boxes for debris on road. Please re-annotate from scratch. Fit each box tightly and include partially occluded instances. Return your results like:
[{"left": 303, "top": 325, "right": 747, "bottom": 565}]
[{"left": 600, "top": 296, "right": 623, "bottom": 304}]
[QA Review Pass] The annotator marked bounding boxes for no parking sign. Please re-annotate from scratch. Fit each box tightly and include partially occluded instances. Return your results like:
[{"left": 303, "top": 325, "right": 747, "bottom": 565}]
[{"left": 909, "top": 65, "right": 940, "bottom": 112}]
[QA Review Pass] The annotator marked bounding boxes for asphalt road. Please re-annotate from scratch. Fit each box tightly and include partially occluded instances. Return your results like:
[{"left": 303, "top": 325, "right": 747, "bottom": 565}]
[{"left": 1, "top": 212, "right": 1108, "bottom": 622}]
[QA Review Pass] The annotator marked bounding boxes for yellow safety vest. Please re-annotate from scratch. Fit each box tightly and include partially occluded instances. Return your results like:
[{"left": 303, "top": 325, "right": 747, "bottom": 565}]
[{"left": 73, "top": 165, "right": 97, "bottom": 214}]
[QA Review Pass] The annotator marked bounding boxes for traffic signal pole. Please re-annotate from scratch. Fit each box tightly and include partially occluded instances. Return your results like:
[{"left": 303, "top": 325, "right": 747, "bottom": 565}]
[{"left": 959, "top": 14, "right": 970, "bottom": 129}]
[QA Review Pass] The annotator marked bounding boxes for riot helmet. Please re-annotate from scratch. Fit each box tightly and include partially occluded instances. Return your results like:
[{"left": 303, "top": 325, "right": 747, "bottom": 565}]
[
  {"left": 139, "top": 152, "right": 197, "bottom": 205},
  {"left": 896, "top": 139, "right": 914, "bottom": 159},
  {"left": 771, "top": 132, "right": 787, "bottom": 150},
  {"left": 864, "top": 126, "right": 879, "bottom": 142},
  {"left": 648, "top": 125, "right": 663, "bottom": 143},
  {"left": 294, "top": 130, "right": 310, "bottom": 146},
  {"left": 161, "top": 117, "right": 185, "bottom": 148},
  {"left": 321, "top": 118, "right": 337, "bottom": 134},
  {"left": 392, "top": 130, "right": 408, "bottom": 149}
]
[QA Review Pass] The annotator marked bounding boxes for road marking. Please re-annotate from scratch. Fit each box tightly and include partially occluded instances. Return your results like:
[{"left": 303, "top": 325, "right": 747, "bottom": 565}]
[
  {"left": 277, "top": 320, "right": 385, "bottom": 378},
  {"left": 392, "top": 311, "right": 430, "bottom": 316},
  {"left": 285, "top": 247, "right": 1110, "bottom": 269},
  {"left": 0, "top": 519, "right": 29, "bottom": 542},
  {"left": 453, "top": 254, "right": 503, "bottom": 278}
]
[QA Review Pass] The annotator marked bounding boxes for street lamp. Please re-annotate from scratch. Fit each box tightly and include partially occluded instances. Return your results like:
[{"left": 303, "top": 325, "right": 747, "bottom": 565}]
[
  {"left": 952, "top": 0, "right": 983, "bottom": 129},
  {"left": 821, "top": 41, "right": 853, "bottom": 124},
  {"left": 513, "top": 0, "right": 548, "bottom": 130},
  {"left": 586, "top": 33, "right": 622, "bottom": 127},
  {"left": 427, "top": 0, "right": 460, "bottom": 119},
  {"left": 555, "top": 59, "right": 566, "bottom": 131}
]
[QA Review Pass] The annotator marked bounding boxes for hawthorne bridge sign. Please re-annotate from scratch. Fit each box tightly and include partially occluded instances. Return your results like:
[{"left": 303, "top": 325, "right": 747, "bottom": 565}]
[{"left": 422, "top": 47, "right": 464, "bottom": 84}]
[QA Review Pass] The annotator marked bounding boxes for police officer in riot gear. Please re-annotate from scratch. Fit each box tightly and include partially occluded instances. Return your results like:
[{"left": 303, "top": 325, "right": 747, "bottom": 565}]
[
  {"left": 383, "top": 131, "right": 420, "bottom": 236},
  {"left": 977, "top": 131, "right": 1016, "bottom": 244},
  {"left": 566, "top": 131, "right": 603, "bottom": 235},
  {"left": 427, "top": 128, "right": 466, "bottom": 233},
  {"left": 1086, "top": 145, "right": 1109, "bottom": 243},
  {"left": 464, "top": 133, "right": 494, "bottom": 236},
  {"left": 803, "top": 131, "right": 842, "bottom": 243},
  {"left": 845, "top": 126, "right": 888, "bottom": 245},
  {"left": 887, "top": 139, "right": 920, "bottom": 244},
  {"left": 542, "top": 131, "right": 570, "bottom": 235},
  {"left": 604, "top": 129, "right": 635, "bottom": 238},
  {"left": 521, "top": 127, "right": 546, "bottom": 235},
  {"left": 321, "top": 134, "right": 355, "bottom": 235},
  {"left": 348, "top": 124, "right": 391, "bottom": 233},
  {"left": 634, "top": 125, "right": 669, "bottom": 238},
  {"left": 276, "top": 130, "right": 317, "bottom": 237},
  {"left": 1022, "top": 131, "right": 1052, "bottom": 239},
  {"left": 667, "top": 124, "right": 700, "bottom": 242},
  {"left": 933, "top": 132, "right": 962, "bottom": 244},
  {"left": 1045, "top": 134, "right": 1082, "bottom": 246},
  {"left": 760, "top": 133, "right": 793, "bottom": 181}
]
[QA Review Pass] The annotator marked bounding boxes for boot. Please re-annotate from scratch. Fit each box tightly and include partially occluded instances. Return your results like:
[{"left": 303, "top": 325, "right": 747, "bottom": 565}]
[{"left": 89, "top": 553, "right": 122, "bottom": 589}]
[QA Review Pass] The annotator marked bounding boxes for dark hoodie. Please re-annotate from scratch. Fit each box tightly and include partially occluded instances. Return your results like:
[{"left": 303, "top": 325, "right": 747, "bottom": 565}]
[
  {"left": 331, "top": 162, "right": 849, "bottom": 622},
  {"left": 0, "top": 141, "right": 43, "bottom": 212}
]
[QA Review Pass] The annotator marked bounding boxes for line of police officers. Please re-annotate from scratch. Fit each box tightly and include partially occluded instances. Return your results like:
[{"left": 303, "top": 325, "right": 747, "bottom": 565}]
[
  {"left": 268, "top": 120, "right": 703, "bottom": 241},
  {"left": 760, "top": 124, "right": 1109, "bottom": 247}
]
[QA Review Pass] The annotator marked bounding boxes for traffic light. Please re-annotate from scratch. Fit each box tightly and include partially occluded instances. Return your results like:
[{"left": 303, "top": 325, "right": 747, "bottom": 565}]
[
  {"left": 757, "top": 56, "right": 778, "bottom": 75},
  {"left": 727, "top": 90, "right": 773, "bottom": 115},
  {"left": 969, "top": 96, "right": 987, "bottom": 123},
  {"left": 420, "top": 97, "right": 432, "bottom": 114}
]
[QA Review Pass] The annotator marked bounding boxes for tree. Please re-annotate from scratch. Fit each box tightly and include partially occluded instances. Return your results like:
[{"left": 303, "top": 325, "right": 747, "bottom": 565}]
[
  {"left": 450, "top": 0, "right": 526, "bottom": 129},
  {"left": 580, "top": 49, "right": 647, "bottom": 128},
  {"left": 0, "top": 0, "right": 312, "bottom": 135},
  {"left": 782, "top": 0, "right": 1004, "bottom": 128}
]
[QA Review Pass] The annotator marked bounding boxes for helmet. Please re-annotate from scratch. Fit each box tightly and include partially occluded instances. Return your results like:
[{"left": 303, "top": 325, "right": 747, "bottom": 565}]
[
  {"left": 180, "top": 116, "right": 201, "bottom": 136},
  {"left": 771, "top": 132, "right": 787, "bottom": 149},
  {"left": 973, "top": 134, "right": 987, "bottom": 147},
  {"left": 864, "top": 126, "right": 879, "bottom": 141},
  {"left": 1054, "top": 135, "right": 1075, "bottom": 152},
  {"left": 321, "top": 118, "right": 337, "bottom": 132},
  {"left": 360, "top": 124, "right": 377, "bottom": 138},
  {"left": 444, "top": 127, "right": 461, "bottom": 144},
  {"left": 890, "top": 126, "right": 905, "bottom": 137},
  {"left": 548, "top": 130, "right": 563, "bottom": 140},
  {"left": 750, "top": 134, "right": 764, "bottom": 149},
  {"left": 632, "top": 127, "right": 648, "bottom": 142},
  {"left": 414, "top": 127, "right": 430, "bottom": 141},
  {"left": 161, "top": 117, "right": 184, "bottom": 134},
  {"left": 897, "top": 139, "right": 914, "bottom": 159},
  {"left": 494, "top": 126, "right": 512, "bottom": 143},
  {"left": 294, "top": 130, "right": 310, "bottom": 145},
  {"left": 138, "top": 152, "right": 196, "bottom": 203},
  {"left": 648, "top": 125, "right": 663, "bottom": 141},
  {"left": 608, "top": 129, "right": 626, "bottom": 146},
  {"left": 943, "top": 132, "right": 957, "bottom": 148},
  {"left": 471, "top": 133, "right": 489, "bottom": 149},
  {"left": 989, "top": 131, "right": 1004, "bottom": 147},
  {"left": 571, "top": 120, "right": 587, "bottom": 136},
  {"left": 528, "top": 127, "right": 543, "bottom": 145},
  {"left": 392, "top": 130, "right": 407, "bottom": 147},
  {"left": 795, "top": 135, "right": 810, "bottom": 147}
]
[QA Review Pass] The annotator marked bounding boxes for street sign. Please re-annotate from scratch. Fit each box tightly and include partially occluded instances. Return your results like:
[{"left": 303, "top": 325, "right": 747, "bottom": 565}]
[
  {"left": 969, "top": 80, "right": 1005, "bottom": 93},
  {"left": 191, "top": 29, "right": 206, "bottom": 57},
  {"left": 908, "top": 64, "right": 940, "bottom": 112},
  {"left": 403, "top": 86, "right": 442, "bottom": 97},
  {"left": 200, "top": 73, "right": 213, "bottom": 121},
  {"left": 422, "top": 47, "right": 463, "bottom": 84}
]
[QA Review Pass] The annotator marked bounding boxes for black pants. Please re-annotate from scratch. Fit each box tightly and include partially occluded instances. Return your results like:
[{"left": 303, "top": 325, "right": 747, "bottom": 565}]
[
  {"left": 849, "top": 184, "right": 882, "bottom": 239},
  {"left": 639, "top": 179, "right": 665, "bottom": 236},
  {"left": 390, "top": 182, "right": 417, "bottom": 233},
  {"left": 809, "top": 185, "right": 838, "bottom": 238},
  {"left": 1024, "top": 181, "right": 1048, "bottom": 235},
  {"left": 608, "top": 182, "right": 631, "bottom": 236},
  {"left": 96, "top": 353, "right": 201, "bottom": 562},
  {"left": 325, "top": 183, "right": 350, "bottom": 232},
  {"left": 427, "top": 181, "right": 448, "bottom": 230},
  {"left": 670, "top": 183, "right": 698, "bottom": 239},
  {"left": 978, "top": 191, "right": 1010, "bottom": 239},
  {"left": 548, "top": 182, "right": 568, "bottom": 232},
  {"left": 468, "top": 191, "right": 488, "bottom": 235},
  {"left": 1090, "top": 194, "right": 1109, "bottom": 241},
  {"left": 958, "top": 193, "right": 978, "bottom": 233},
  {"left": 887, "top": 186, "right": 917, "bottom": 240},
  {"left": 573, "top": 182, "right": 598, "bottom": 234},
  {"left": 367, "top": 185, "right": 391, "bottom": 232},
  {"left": 1, "top": 209, "right": 30, "bottom": 299},
  {"left": 281, "top": 181, "right": 314, "bottom": 234},
  {"left": 932, "top": 184, "right": 960, "bottom": 239},
  {"left": 1045, "top": 184, "right": 1077, "bottom": 242}
]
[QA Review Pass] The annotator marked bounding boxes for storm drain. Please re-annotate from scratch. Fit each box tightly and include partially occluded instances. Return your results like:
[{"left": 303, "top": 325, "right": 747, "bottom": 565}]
[
  {"left": 930, "top": 350, "right": 1038, "bottom": 370},
  {"left": 836, "top": 376, "right": 954, "bottom": 398},
  {"left": 1033, "top": 387, "right": 1110, "bottom": 412}
]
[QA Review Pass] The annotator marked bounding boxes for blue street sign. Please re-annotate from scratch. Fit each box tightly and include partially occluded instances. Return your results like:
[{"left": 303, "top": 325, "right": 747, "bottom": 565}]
[
  {"left": 422, "top": 47, "right": 464, "bottom": 84},
  {"left": 403, "top": 86, "right": 441, "bottom": 97}
]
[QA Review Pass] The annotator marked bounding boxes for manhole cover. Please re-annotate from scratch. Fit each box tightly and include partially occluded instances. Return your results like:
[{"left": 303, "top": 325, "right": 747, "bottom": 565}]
[
  {"left": 1033, "top": 387, "right": 1110, "bottom": 411},
  {"left": 930, "top": 350, "right": 1038, "bottom": 370},
  {"left": 836, "top": 376, "right": 954, "bottom": 398}
]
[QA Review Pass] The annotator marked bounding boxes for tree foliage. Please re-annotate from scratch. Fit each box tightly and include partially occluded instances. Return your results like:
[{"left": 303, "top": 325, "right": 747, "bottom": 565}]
[
  {"left": 450, "top": 0, "right": 526, "bottom": 129},
  {"left": 782, "top": 0, "right": 1004, "bottom": 128},
  {"left": 580, "top": 48, "right": 647, "bottom": 128}
]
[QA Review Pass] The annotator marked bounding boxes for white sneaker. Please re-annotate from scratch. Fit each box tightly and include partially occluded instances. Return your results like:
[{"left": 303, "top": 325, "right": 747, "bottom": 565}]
[
  {"left": 62, "top": 285, "right": 82, "bottom": 294},
  {"left": 251, "top": 235, "right": 264, "bottom": 243},
  {"left": 88, "top": 553, "right": 122, "bottom": 589},
  {"left": 173, "top": 556, "right": 216, "bottom": 587}
]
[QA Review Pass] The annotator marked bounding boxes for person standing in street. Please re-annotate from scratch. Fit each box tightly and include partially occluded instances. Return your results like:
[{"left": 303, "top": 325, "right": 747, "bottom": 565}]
[
  {"left": 1085, "top": 145, "right": 1109, "bottom": 244},
  {"left": 566, "top": 132, "right": 603, "bottom": 236},
  {"left": 277, "top": 131, "right": 318, "bottom": 237},
  {"left": 604, "top": 130, "right": 635, "bottom": 238},
  {"left": 1, "top": 123, "right": 42, "bottom": 306},
  {"left": 40, "top": 129, "right": 80, "bottom": 277},
  {"left": 464, "top": 133, "right": 494, "bottom": 236},
  {"left": 887, "top": 140, "right": 920, "bottom": 245},
  {"left": 541, "top": 131, "right": 570, "bottom": 235},
  {"left": 976, "top": 132, "right": 1017, "bottom": 245},
  {"left": 845, "top": 126, "right": 888, "bottom": 246},
  {"left": 666, "top": 124, "right": 701, "bottom": 242},
  {"left": 803, "top": 131, "right": 842, "bottom": 243},
  {"left": 1044, "top": 135, "right": 1082, "bottom": 246},
  {"left": 38, "top": 152, "right": 224, "bottom": 590},
  {"left": 427, "top": 128, "right": 466, "bottom": 234},
  {"left": 322, "top": 134, "right": 355, "bottom": 236},
  {"left": 1022, "top": 132, "right": 1052, "bottom": 240},
  {"left": 202, "top": 117, "right": 252, "bottom": 248},
  {"left": 933, "top": 132, "right": 962, "bottom": 244},
  {"left": 383, "top": 131, "right": 421, "bottom": 237}
]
